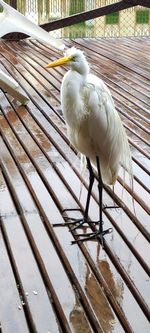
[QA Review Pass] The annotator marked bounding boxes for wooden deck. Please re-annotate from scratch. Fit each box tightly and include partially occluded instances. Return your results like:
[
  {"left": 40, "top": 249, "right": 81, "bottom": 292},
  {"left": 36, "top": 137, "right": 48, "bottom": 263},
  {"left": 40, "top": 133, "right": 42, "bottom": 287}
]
[{"left": 0, "top": 37, "right": 150, "bottom": 333}]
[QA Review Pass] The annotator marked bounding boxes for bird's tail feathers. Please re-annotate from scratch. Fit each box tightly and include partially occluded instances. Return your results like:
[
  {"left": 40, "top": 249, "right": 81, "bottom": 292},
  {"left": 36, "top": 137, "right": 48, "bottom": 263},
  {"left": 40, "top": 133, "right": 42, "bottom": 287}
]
[
  {"left": 121, "top": 126, "right": 133, "bottom": 191},
  {"left": 104, "top": 105, "right": 133, "bottom": 189}
]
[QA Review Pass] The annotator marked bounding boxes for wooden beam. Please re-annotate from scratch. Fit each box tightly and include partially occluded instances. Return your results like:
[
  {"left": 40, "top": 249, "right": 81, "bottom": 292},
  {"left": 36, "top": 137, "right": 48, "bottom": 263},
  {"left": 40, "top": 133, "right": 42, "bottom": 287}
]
[
  {"left": 2, "top": 0, "right": 150, "bottom": 40},
  {"left": 41, "top": 0, "right": 137, "bottom": 32},
  {"left": 10, "top": 0, "right": 17, "bottom": 9},
  {"left": 124, "top": 0, "right": 150, "bottom": 7}
]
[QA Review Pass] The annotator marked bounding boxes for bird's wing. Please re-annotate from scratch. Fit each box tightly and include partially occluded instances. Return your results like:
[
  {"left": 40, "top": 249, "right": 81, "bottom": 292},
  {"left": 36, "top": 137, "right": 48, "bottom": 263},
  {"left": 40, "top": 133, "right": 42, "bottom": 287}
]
[{"left": 84, "top": 74, "right": 132, "bottom": 184}]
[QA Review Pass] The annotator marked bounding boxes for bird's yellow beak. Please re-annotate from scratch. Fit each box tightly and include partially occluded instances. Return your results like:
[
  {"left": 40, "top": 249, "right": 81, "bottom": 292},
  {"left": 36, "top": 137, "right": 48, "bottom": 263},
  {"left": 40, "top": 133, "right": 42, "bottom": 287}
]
[{"left": 45, "top": 55, "right": 73, "bottom": 68}]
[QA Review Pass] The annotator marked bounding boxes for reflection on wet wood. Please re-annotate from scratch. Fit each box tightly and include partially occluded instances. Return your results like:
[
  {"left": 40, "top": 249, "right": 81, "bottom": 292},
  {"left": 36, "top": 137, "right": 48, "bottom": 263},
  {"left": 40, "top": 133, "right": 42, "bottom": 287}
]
[{"left": 0, "top": 37, "right": 150, "bottom": 333}]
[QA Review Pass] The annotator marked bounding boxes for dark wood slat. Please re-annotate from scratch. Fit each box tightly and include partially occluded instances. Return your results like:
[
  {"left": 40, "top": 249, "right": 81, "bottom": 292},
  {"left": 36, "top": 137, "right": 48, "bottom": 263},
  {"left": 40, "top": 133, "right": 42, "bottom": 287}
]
[
  {"left": 0, "top": 41, "right": 149, "bottom": 237},
  {"left": 2, "top": 102, "right": 149, "bottom": 275},
  {"left": 70, "top": 38, "right": 150, "bottom": 80},
  {"left": 0, "top": 117, "right": 105, "bottom": 332},
  {"left": 0, "top": 192, "right": 62, "bottom": 333},
  {"left": 0, "top": 226, "right": 30, "bottom": 333},
  {"left": 0, "top": 38, "right": 150, "bottom": 333},
  {"left": 0, "top": 113, "right": 143, "bottom": 332},
  {"left": 0, "top": 38, "right": 149, "bottom": 150},
  {"left": 1, "top": 95, "right": 149, "bottom": 318}
]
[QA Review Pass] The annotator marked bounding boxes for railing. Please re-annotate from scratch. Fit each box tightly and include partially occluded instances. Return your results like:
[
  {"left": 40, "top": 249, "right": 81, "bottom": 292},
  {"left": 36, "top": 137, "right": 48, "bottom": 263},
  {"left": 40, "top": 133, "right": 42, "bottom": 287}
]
[{"left": 2, "top": 0, "right": 150, "bottom": 38}]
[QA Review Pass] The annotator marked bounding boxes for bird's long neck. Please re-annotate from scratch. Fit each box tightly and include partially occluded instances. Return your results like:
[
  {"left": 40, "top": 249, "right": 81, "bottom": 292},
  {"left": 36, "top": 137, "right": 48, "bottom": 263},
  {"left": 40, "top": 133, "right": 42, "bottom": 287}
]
[{"left": 61, "top": 70, "right": 87, "bottom": 128}]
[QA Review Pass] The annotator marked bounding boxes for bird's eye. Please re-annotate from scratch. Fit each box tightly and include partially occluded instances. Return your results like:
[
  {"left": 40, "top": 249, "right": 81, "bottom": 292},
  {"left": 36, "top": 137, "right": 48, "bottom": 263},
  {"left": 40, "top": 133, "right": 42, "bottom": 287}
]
[{"left": 72, "top": 56, "right": 76, "bottom": 62}]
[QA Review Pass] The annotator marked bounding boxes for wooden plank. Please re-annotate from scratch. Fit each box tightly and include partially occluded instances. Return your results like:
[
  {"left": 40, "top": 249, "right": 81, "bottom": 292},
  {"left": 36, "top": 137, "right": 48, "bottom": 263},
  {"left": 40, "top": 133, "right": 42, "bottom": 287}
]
[
  {"left": 0, "top": 133, "right": 95, "bottom": 333},
  {"left": 0, "top": 98, "right": 127, "bottom": 330},
  {"left": 0, "top": 90, "right": 149, "bottom": 324},
  {"left": 0, "top": 39, "right": 149, "bottom": 169},
  {"left": 0, "top": 38, "right": 150, "bottom": 333},
  {"left": 0, "top": 111, "right": 131, "bottom": 331},
  {"left": 0, "top": 227, "right": 30, "bottom": 333},
  {"left": 0, "top": 174, "right": 62, "bottom": 333},
  {"left": 0, "top": 80, "right": 29, "bottom": 105}
]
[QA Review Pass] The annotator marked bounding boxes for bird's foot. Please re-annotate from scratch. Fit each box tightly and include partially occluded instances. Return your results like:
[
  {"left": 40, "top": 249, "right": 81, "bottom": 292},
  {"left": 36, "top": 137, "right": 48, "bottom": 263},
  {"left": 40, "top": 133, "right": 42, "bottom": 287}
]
[
  {"left": 53, "top": 208, "right": 99, "bottom": 230},
  {"left": 103, "top": 204, "right": 120, "bottom": 210},
  {"left": 71, "top": 227, "right": 112, "bottom": 246},
  {"left": 63, "top": 208, "right": 100, "bottom": 231},
  {"left": 52, "top": 208, "right": 83, "bottom": 227}
]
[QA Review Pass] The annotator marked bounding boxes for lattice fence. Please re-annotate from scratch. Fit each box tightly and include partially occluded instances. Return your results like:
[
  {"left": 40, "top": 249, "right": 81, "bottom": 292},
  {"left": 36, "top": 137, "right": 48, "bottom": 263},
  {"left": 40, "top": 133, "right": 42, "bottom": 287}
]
[{"left": 2, "top": 0, "right": 150, "bottom": 38}]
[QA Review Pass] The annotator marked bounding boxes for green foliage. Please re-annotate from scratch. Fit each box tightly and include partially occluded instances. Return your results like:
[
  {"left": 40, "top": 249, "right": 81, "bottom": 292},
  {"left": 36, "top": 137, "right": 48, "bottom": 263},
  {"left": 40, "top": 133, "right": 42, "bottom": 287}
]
[
  {"left": 69, "top": 0, "right": 85, "bottom": 16},
  {"left": 69, "top": 0, "right": 85, "bottom": 38},
  {"left": 68, "top": 22, "right": 87, "bottom": 38},
  {"left": 106, "top": 12, "right": 119, "bottom": 25},
  {"left": 136, "top": 10, "right": 149, "bottom": 24}
]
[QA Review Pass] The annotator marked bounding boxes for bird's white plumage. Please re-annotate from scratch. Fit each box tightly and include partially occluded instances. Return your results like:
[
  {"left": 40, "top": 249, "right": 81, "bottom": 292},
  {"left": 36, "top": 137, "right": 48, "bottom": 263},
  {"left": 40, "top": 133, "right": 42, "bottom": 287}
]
[{"left": 50, "top": 47, "right": 132, "bottom": 185}]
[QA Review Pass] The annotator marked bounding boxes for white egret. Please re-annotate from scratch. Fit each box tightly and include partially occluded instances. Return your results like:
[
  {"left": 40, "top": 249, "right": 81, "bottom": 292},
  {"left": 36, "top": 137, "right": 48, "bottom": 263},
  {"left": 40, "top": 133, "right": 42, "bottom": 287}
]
[{"left": 46, "top": 47, "right": 132, "bottom": 244}]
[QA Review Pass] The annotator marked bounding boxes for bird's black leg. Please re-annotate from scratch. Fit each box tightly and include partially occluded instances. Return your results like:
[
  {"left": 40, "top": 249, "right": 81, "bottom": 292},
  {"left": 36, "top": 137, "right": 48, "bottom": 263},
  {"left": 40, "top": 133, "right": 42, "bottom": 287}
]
[
  {"left": 97, "top": 156, "right": 103, "bottom": 237},
  {"left": 84, "top": 157, "right": 95, "bottom": 221},
  {"left": 72, "top": 157, "right": 112, "bottom": 245},
  {"left": 53, "top": 156, "right": 113, "bottom": 245},
  {"left": 96, "top": 156, "right": 113, "bottom": 245},
  {"left": 55, "top": 157, "right": 95, "bottom": 229}
]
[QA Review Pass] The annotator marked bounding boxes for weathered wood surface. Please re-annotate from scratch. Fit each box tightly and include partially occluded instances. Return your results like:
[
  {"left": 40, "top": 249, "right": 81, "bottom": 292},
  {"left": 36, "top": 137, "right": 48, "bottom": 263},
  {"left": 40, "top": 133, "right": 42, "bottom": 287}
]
[{"left": 0, "top": 37, "right": 150, "bottom": 333}]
